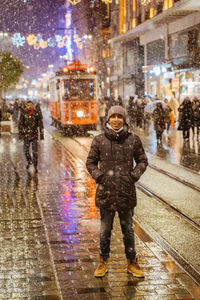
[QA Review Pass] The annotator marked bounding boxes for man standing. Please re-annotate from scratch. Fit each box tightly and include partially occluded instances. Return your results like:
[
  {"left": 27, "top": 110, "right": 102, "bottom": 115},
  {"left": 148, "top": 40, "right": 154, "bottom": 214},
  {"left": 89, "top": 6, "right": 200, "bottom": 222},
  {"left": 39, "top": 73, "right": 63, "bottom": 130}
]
[
  {"left": 18, "top": 100, "right": 44, "bottom": 171},
  {"left": 86, "top": 105, "right": 148, "bottom": 278}
]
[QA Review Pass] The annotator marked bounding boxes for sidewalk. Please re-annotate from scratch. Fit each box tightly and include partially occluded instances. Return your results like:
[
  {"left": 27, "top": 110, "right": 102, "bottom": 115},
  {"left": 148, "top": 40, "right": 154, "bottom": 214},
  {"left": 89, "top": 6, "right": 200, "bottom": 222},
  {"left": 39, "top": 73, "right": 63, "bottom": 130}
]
[{"left": 0, "top": 131, "right": 200, "bottom": 299}]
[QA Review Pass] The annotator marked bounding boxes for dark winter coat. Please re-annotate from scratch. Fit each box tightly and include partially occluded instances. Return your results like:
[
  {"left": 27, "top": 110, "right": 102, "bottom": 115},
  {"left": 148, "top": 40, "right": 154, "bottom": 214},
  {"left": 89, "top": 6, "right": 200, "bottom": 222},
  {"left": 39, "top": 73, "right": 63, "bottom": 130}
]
[
  {"left": 178, "top": 99, "right": 193, "bottom": 131},
  {"left": 86, "top": 124, "right": 148, "bottom": 211},
  {"left": 152, "top": 107, "right": 166, "bottom": 133},
  {"left": 192, "top": 99, "right": 200, "bottom": 127},
  {"left": 18, "top": 108, "right": 44, "bottom": 140}
]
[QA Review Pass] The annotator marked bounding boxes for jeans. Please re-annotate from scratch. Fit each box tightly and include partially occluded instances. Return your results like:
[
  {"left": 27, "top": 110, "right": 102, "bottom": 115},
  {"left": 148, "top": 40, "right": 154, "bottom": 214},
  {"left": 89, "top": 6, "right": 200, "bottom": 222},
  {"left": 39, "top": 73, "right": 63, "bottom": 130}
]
[
  {"left": 24, "top": 137, "right": 38, "bottom": 167},
  {"left": 99, "top": 208, "right": 136, "bottom": 261}
]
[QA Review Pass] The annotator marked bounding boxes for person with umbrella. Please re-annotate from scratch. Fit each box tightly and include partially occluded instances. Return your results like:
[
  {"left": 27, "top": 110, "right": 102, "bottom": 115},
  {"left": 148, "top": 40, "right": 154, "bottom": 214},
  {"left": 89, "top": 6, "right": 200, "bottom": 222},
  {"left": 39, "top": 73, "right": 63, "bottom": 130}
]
[{"left": 152, "top": 102, "right": 166, "bottom": 144}]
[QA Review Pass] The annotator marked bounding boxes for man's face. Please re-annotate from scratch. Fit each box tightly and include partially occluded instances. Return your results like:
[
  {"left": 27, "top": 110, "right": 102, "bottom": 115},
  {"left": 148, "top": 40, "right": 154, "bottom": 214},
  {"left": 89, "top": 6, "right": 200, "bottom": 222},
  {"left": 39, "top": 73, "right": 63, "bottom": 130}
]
[
  {"left": 26, "top": 102, "right": 34, "bottom": 111},
  {"left": 108, "top": 113, "right": 124, "bottom": 130}
]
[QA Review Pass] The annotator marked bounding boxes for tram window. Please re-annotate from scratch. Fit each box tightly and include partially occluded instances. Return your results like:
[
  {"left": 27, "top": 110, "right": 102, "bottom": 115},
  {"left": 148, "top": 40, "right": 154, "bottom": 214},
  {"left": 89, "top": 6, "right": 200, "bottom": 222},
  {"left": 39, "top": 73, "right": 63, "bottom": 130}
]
[
  {"left": 63, "top": 79, "right": 95, "bottom": 100},
  {"left": 64, "top": 82, "right": 69, "bottom": 100},
  {"left": 89, "top": 81, "right": 94, "bottom": 97}
]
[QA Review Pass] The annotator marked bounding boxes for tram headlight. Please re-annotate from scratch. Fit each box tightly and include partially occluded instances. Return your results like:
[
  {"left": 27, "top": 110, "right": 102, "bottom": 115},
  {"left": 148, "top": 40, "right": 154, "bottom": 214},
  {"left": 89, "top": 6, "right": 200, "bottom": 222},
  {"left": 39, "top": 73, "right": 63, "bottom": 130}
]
[{"left": 76, "top": 110, "right": 84, "bottom": 117}]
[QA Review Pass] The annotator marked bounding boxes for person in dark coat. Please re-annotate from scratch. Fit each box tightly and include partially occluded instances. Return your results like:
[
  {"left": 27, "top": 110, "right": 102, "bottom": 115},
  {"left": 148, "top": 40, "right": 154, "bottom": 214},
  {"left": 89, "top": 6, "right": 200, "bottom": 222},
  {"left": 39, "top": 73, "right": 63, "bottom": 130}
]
[
  {"left": 18, "top": 100, "right": 44, "bottom": 171},
  {"left": 191, "top": 97, "right": 200, "bottom": 136},
  {"left": 127, "top": 96, "right": 136, "bottom": 128},
  {"left": 86, "top": 105, "right": 148, "bottom": 278},
  {"left": 152, "top": 102, "right": 166, "bottom": 144},
  {"left": 178, "top": 97, "right": 193, "bottom": 140}
]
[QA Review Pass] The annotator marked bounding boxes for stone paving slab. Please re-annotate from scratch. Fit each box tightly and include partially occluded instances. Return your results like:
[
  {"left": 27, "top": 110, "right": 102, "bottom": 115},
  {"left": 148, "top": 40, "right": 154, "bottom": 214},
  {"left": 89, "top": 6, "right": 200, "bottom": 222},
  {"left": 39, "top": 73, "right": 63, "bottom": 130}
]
[
  {"left": 0, "top": 135, "right": 60, "bottom": 299},
  {"left": 1, "top": 132, "right": 200, "bottom": 299}
]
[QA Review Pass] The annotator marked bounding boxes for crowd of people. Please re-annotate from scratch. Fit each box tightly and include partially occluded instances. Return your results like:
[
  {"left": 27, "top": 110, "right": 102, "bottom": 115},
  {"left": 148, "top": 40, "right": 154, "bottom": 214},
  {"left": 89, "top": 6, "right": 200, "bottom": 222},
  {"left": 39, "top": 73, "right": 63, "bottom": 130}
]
[{"left": 98, "top": 94, "right": 200, "bottom": 144}]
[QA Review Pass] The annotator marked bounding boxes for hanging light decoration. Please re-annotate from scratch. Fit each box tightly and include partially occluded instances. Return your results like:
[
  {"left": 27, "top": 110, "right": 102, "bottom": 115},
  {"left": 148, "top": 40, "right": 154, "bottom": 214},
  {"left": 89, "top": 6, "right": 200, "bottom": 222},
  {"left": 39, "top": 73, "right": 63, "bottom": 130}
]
[
  {"left": 68, "top": 0, "right": 113, "bottom": 4},
  {"left": 68, "top": 0, "right": 81, "bottom": 4},
  {"left": 140, "top": 0, "right": 152, "bottom": 5}
]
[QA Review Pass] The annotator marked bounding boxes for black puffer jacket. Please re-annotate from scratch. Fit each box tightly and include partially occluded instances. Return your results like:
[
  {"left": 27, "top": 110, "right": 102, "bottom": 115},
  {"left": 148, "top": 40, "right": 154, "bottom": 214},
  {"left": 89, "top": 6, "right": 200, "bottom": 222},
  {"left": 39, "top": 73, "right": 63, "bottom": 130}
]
[
  {"left": 86, "top": 124, "right": 148, "bottom": 211},
  {"left": 18, "top": 108, "right": 44, "bottom": 140}
]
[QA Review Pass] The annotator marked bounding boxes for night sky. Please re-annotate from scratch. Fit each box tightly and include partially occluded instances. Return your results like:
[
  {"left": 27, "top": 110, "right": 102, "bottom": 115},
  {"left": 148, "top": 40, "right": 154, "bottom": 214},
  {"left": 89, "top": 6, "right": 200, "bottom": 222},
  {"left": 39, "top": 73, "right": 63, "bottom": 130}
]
[{"left": 0, "top": 0, "right": 66, "bottom": 80}]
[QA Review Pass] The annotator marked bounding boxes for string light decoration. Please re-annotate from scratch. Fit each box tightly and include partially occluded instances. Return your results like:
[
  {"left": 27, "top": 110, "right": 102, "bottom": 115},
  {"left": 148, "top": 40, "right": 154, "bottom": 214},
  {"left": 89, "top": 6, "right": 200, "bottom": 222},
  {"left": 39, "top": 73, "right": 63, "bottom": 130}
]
[
  {"left": 11, "top": 33, "right": 26, "bottom": 47},
  {"left": 26, "top": 34, "right": 37, "bottom": 46},
  {"left": 68, "top": 0, "right": 81, "bottom": 4},
  {"left": 68, "top": 0, "right": 113, "bottom": 5},
  {"left": 39, "top": 40, "right": 48, "bottom": 49},
  {"left": 10, "top": 32, "right": 85, "bottom": 50}
]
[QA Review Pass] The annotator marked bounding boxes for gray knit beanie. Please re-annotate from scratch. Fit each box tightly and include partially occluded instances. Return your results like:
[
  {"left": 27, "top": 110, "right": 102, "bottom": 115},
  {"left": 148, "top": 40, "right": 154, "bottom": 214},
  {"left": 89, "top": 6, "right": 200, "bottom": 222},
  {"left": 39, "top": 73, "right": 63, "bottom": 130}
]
[{"left": 107, "top": 105, "right": 126, "bottom": 121}]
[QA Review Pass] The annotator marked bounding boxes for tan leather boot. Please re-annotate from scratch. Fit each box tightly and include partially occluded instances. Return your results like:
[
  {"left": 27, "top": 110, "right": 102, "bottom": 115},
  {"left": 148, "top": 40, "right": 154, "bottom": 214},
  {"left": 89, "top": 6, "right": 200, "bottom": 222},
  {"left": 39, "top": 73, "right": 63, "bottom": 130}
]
[
  {"left": 127, "top": 257, "right": 144, "bottom": 278},
  {"left": 94, "top": 257, "right": 109, "bottom": 277}
]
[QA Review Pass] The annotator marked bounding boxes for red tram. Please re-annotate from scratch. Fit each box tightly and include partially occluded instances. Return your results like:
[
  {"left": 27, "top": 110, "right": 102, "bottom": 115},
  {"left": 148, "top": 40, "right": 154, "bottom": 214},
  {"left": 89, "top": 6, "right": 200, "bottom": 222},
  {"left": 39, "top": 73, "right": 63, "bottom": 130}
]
[{"left": 49, "top": 60, "right": 98, "bottom": 135}]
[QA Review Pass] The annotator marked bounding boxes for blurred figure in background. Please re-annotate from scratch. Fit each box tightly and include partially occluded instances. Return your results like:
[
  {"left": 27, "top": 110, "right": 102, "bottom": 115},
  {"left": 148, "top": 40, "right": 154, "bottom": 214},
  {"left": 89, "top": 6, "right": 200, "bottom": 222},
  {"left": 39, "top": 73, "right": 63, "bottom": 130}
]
[
  {"left": 152, "top": 102, "right": 166, "bottom": 144},
  {"left": 18, "top": 100, "right": 44, "bottom": 172},
  {"left": 164, "top": 98, "right": 172, "bottom": 132},
  {"left": 191, "top": 97, "right": 200, "bottom": 136},
  {"left": 169, "top": 93, "right": 179, "bottom": 125},
  {"left": 127, "top": 96, "right": 136, "bottom": 129},
  {"left": 135, "top": 96, "right": 145, "bottom": 129},
  {"left": 178, "top": 97, "right": 193, "bottom": 141}
]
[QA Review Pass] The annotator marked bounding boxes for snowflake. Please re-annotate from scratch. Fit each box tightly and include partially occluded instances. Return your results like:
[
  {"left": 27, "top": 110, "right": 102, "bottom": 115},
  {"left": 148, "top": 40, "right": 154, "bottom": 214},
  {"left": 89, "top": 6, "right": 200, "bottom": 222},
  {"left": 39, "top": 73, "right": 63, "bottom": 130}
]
[
  {"left": 36, "top": 34, "right": 43, "bottom": 42},
  {"left": 55, "top": 35, "right": 62, "bottom": 42},
  {"left": 69, "top": 0, "right": 81, "bottom": 4},
  {"left": 47, "top": 37, "right": 56, "bottom": 47},
  {"left": 11, "top": 33, "right": 26, "bottom": 47}
]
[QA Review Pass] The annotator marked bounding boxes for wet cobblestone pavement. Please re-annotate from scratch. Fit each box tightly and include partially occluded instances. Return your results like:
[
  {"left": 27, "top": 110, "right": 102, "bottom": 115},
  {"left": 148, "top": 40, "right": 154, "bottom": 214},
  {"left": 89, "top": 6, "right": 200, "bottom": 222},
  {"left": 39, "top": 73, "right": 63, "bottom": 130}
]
[{"left": 1, "top": 130, "right": 200, "bottom": 299}]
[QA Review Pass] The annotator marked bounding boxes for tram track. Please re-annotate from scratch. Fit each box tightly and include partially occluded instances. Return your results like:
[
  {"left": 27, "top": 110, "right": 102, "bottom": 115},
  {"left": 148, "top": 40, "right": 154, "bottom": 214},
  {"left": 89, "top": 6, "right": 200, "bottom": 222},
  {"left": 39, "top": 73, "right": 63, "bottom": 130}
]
[{"left": 136, "top": 183, "right": 200, "bottom": 231}]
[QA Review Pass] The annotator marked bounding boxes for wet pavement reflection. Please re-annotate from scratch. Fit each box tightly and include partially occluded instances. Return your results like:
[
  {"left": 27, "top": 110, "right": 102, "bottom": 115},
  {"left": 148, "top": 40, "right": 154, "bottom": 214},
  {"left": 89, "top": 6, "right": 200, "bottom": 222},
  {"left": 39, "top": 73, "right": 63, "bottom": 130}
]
[
  {"left": 134, "top": 123, "right": 200, "bottom": 173},
  {"left": 1, "top": 129, "right": 200, "bottom": 299},
  {"left": 0, "top": 136, "right": 60, "bottom": 299}
]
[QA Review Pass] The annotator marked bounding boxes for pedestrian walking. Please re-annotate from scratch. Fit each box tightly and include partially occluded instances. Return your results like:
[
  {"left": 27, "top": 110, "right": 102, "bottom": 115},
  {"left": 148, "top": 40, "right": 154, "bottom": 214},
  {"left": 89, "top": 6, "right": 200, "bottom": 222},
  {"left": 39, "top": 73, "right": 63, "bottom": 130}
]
[
  {"left": 169, "top": 94, "right": 179, "bottom": 124},
  {"left": 127, "top": 96, "right": 135, "bottom": 128},
  {"left": 191, "top": 97, "right": 200, "bottom": 136},
  {"left": 178, "top": 97, "right": 193, "bottom": 141},
  {"left": 135, "top": 96, "right": 145, "bottom": 129},
  {"left": 86, "top": 105, "right": 148, "bottom": 278},
  {"left": 18, "top": 100, "right": 44, "bottom": 171},
  {"left": 152, "top": 102, "right": 166, "bottom": 144},
  {"left": 164, "top": 98, "right": 172, "bottom": 132}
]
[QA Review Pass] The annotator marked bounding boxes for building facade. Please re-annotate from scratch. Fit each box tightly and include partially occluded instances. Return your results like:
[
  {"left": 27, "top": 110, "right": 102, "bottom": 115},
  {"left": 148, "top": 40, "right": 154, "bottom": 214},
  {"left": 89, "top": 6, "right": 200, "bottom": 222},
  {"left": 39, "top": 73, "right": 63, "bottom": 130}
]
[{"left": 109, "top": 0, "right": 200, "bottom": 102}]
